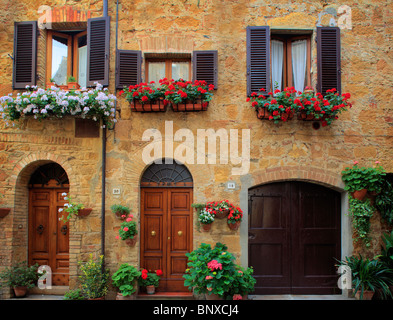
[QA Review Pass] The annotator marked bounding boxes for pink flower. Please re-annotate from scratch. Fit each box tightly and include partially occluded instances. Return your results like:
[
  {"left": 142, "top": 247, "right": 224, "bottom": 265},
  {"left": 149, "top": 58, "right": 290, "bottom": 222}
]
[
  {"left": 115, "top": 235, "right": 119, "bottom": 239},
  {"left": 233, "top": 294, "right": 243, "bottom": 300},
  {"left": 205, "top": 275, "right": 213, "bottom": 280},
  {"left": 123, "top": 227, "right": 129, "bottom": 232},
  {"left": 353, "top": 161, "right": 359, "bottom": 165},
  {"left": 207, "top": 287, "right": 212, "bottom": 291},
  {"left": 207, "top": 260, "right": 222, "bottom": 271},
  {"left": 375, "top": 161, "right": 380, "bottom": 164},
  {"left": 126, "top": 218, "right": 132, "bottom": 222}
]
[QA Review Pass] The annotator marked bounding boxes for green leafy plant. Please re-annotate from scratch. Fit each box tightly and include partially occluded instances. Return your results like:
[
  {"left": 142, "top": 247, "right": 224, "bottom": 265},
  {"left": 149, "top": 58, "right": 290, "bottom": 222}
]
[
  {"left": 375, "top": 179, "right": 393, "bottom": 226},
  {"left": 63, "top": 288, "right": 85, "bottom": 300},
  {"left": 341, "top": 161, "right": 386, "bottom": 193},
  {"left": 138, "top": 269, "right": 162, "bottom": 288},
  {"left": 58, "top": 193, "right": 84, "bottom": 222},
  {"left": 121, "top": 82, "right": 165, "bottom": 104},
  {"left": 198, "top": 208, "right": 215, "bottom": 225},
  {"left": 0, "top": 262, "right": 40, "bottom": 289},
  {"left": 183, "top": 242, "right": 255, "bottom": 299},
  {"left": 116, "top": 214, "right": 138, "bottom": 241},
  {"left": 112, "top": 264, "right": 141, "bottom": 296},
  {"left": 379, "top": 231, "right": 393, "bottom": 270},
  {"left": 348, "top": 196, "right": 375, "bottom": 247},
  {"left": 67, "top": 75, "right": 76, "bottom": 83},
  {"left": 78, "top": 254, "right": 110, "bottom": 299},
  {"left": 226, "top": 265, "right": 256, "bottom": 300},
  {"left": 339, "top": 255, "right": 393, "bottom": 300},
  {"left": 111, "top": 204, "right": 131, "bottom": 218}
]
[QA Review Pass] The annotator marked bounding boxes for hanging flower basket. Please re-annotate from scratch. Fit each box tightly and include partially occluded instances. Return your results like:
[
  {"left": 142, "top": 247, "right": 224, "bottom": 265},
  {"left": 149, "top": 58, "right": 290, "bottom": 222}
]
[
  {"left": 131, "top": 99, "right": 167, "bottom": 112},
  {"left": 201, "top": 223, "right": 212, "bottom": 232},
  {"left": 351, "top": 189, "right": 368, "bottom": 201},
  {"left": 125, "top": 237, "right": 137, "bottom": 247},
  {"left": 172, "top": 100, "right": 209, "bottom": 112},
  {"left": 77, "top": 208, "right": 92, "bottom": 217},
  {"left": 228, "top": 221, "right": 241, "bottom": 231}
]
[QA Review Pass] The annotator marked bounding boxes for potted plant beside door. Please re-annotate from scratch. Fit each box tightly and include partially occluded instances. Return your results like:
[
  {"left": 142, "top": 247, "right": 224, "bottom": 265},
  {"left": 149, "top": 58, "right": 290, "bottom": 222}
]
[
  {"left": 138, "top": 269, "right": 163, "bottom": 294},
  {"left": 112, "top": 264, "right": 141, "bottom": 300},
  {"left": 0, "top": 262, "right": 40, "bottom": 298}
]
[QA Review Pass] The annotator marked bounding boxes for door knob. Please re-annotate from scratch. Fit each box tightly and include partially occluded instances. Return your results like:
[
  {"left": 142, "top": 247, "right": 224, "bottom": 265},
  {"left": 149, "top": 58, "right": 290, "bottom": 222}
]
[
  {"left": 151, "top": 231, "right": 156, "bottom": 237},
  {"left": 178, "top": 231, "right": 183, "bottom": 236}
]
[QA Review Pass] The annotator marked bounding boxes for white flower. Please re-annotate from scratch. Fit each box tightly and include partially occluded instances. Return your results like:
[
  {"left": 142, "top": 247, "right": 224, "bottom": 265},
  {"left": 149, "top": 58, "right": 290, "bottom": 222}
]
[
  {"left": 61, "top": 192, "right": 67, "bottom": 196},
  {"left": 58, "top": 208, "right": 63, "bottom": 212}
]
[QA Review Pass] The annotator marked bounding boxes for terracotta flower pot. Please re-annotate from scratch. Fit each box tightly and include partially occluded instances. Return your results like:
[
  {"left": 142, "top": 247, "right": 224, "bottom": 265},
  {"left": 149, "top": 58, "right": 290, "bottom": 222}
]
[
  {"left": 355, "top": 290, "right": 374, "bottom": 300},
  {"left": 88, "top": 296, "right": 105, "bottom": 300},
  {"left": 298, "top": 111, "right": 315, "bottom": 121},
  {"left": 257, "top": 107, "right": 270, "bottom": 119},
  {"left": 201, "top": 223, "right": 212, "bottom": 232},
  {"left": 13, "top": 286, "right": 28, "bottom": 298},
  {"left": 205, "top": 293, "right": 222, "bottom": 300},
  {"left": 351, "top": 189, "right": 368, "bottom": 201},
  {"left": 125, "top": 238, "right": 137, "bottom": 247},
  {"left": 228, "top": 220, "right": 241, "bottom": 231},
  {"left": 215, "top": 209, "right": 229, "bottom": 219},
  {"left": 146, "top": 285, "right": 156, "bottom": 294},
  {"left": 68, "top": 82, "right": 80, "bottom": 90},
  {"left": 77, "top": 208, "right": 92, "bottom": 217},
  {"left": 131, "top": 99, "right": 166, "bottom": 112},
  {"left": 172, "top": 100, "right": 209, "bottom": 111},
  {"left": 115, "top": 211, "right": 127, "bottom": 219},
  {"left": 116, "top": 292, "right": 136, "bottom": 300}
]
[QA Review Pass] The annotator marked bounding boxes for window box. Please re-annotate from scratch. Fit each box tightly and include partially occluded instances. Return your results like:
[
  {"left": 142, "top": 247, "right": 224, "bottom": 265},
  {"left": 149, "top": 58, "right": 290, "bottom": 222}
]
[
  {"left": 131, "top": 98, "right": 167, "bottom": 112},
  {"left": 172, "top": 100, "right": 209, "bottom": 112}
]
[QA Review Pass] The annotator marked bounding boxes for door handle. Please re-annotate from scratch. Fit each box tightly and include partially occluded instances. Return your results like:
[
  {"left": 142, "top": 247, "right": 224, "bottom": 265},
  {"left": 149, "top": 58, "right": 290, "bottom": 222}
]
[
  {"left": 248, "top": 232, "right": 256, "bottom": 240},
  {"left": 178, "top": 231, "right": 183, "bottom": 237},
  {"left": 37, "top": 225, "right": 44, "bottom": 235},
  {"left": 151, "top": 231, "right": 156, "bottom": 237}
]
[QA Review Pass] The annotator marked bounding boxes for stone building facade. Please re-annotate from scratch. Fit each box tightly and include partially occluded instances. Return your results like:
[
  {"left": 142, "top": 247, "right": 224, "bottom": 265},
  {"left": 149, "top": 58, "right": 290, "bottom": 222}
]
[{"left": 0, "top": 0, "right": 392, "bottom": 298}]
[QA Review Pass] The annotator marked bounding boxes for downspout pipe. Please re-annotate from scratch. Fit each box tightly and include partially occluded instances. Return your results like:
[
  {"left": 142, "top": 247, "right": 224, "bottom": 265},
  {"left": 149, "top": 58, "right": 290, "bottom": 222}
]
[{"left": 101, "top": 0, "right": 108, "bottom": 258}]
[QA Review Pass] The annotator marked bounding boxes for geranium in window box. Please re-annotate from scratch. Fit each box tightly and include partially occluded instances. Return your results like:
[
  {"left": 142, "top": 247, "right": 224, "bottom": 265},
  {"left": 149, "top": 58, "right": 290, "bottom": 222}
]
[
  {"left": 297, "top": 87, "right": 352, "bottom": 126},
  {"left": 160, "top": 78, "right": 214, "bottom": 112},
  {"left": 121, "top": 82, "right": 167, "bottom": 112},
  {"left": 248, "top": 87, "right": 299, "bottom": 123},
  {"left": 0, "top": 83, "right": 116, "bottom": 128}
]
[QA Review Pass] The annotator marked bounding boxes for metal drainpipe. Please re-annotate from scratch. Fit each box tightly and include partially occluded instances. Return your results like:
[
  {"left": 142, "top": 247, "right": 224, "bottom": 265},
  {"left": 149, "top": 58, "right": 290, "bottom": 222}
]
[{"left": 101, "top": 0, "right": 108, "bottom": 258}]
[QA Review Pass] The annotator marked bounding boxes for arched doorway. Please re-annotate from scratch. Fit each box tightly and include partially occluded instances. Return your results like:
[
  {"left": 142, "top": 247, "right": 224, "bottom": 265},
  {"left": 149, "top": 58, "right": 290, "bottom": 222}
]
[
  {"left": 248, "top": 181, "right": 341, "bottom": 294},
  {"left": 140, "top": 160, "right": 193, "bottom": 292},
  {"left": 28, "top": 163, "right": 70, "bottom": 286}
]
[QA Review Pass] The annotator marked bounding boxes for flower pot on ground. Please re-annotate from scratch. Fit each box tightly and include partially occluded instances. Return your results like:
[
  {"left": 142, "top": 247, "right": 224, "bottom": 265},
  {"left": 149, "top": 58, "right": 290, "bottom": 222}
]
[
  {"left": 0, "top": 262, "right": 40, "bottom": 298},
  {"left": 112, "top": 263, "right": 141, "bottom": 300},
  {"left": 138, "top": 269, "right": 163, "bottom": 294},
  {"left": 111, "top": 204, "right": 131, "bottom": 220},
  {"left": 226, "top": 266, "right": 256, "bottom": 300},
  {"left": 78, "top": 254, "right": 110, "bottom": 300},
  {"left": 337, "top": 255, "right": 393, "bottom": 300},
  {"left": 116, "top": 214, "right": 138, "bottom": 246},
  {"left": 205, "top": 293, "right": 222, "bottom": 300}
]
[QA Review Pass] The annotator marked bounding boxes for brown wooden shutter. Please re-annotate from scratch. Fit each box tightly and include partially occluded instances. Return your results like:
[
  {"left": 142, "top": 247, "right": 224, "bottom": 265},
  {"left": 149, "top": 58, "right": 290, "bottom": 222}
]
[
  {"left": 246, "top": 26, "right": 270, "bottom": 96},
  {"left": 87, "top": 16, "right": 110, "bottom": 87},
  {"left": 115, "top": 50, "right": 142, "bottom": 89},
  {"left": 192, "top": 50, "right": 218, "bottom": 88},
  {"left": 13, "top": 21, "right": 37, "bottom": 89},
  {"left": 317, "top": 27, "right": 341, "bottom": 95}
]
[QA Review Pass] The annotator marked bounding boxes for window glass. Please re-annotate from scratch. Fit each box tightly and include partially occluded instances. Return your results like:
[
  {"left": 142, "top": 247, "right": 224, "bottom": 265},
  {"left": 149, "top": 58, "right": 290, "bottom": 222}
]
[
  {"left": 172, "top": 62, "right": 189, "bottom": 81},
  {"left": 291, "top": 39, "right": 307, "bottom": 93},
  {"left": 148, "top": 62, "right": 166, "bottom": 84},
  {"left": 78, "top": 35, "right": 87, "bottom": 88},
  {"left": 51, "top": 36, "right": 68, "bottom": 85}
]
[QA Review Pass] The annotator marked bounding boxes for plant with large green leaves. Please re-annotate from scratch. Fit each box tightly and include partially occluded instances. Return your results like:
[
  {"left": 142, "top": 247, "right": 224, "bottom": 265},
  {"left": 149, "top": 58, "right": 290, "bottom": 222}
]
[
  {"left": 375, "top": 180, "right": 393, "bottom": 226},
  {"left": 112, "top": 264, "right": 141, "bottom": 297},
  {"left": 0, "top": 262, "right": 40, "bottom": 289},
  {"left": 379, "top": 231, "right": 393, "bottom": 271},
  {"left": 348, "top": 197, "right": 375, "bottom": 247},
  {"left": 339, "top": 255, "right": 393, "bottom": 300},
  {"left": 225, "top": 265, "right": 256, "bottom": 299}
]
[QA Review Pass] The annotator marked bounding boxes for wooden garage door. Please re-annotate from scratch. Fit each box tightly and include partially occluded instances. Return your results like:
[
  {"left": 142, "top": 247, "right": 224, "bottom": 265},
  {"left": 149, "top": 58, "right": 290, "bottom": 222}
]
[
  {"left": 248, "top": 181, "right": 341, "bottom": 294},
  {"left": 141, "top": 188, "right": 192, "bottom": 292}
]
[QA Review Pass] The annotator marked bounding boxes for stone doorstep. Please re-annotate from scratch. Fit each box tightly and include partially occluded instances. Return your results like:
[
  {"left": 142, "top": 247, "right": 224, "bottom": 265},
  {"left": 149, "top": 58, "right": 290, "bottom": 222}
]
[
  {"left": 30, "top": 285, "right": 69, "bottom": 296},
  {"left": 137, "top": 292, "right": 195, "bottom": 300}
]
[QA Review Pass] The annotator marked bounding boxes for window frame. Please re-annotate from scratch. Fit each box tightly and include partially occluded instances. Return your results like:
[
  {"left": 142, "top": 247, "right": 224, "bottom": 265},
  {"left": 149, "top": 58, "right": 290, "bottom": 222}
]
[
  {"left": 145, "top": 57, "right": 192, "bottom": 83},
  {"left": 270, "top": 34, "right": 311, "bottom": 91}
]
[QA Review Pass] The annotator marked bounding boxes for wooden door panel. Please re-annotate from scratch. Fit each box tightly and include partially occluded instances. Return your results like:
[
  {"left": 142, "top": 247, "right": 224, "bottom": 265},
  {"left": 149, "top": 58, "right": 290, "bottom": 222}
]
[
  {"left": 29, "top": 188, "right": 69, "bottom": 286},
  {"left": 141, "top": 188, "right": 192, "bottom": 292},
  {"left": 249, "top": 182, "right": 341, "bottom": 294}
]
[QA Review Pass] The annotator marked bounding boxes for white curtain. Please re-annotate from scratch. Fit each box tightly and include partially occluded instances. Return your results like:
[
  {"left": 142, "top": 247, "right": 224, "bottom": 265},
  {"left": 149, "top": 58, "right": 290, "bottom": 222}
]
[
  {"left": 78, "top": 46, "right": 87, "bottom": 88},
  {"left": 148, "top": 62, "right": 166, "bottom": 84},
  {"left": 172, "top": 62, "right": 189, "bottom": 81},
  {"left": 271, "top": 40, "right": 284, "bottom": 91},
  {"left": 291, "top": 40, "right": 307, "bottom": 93}
]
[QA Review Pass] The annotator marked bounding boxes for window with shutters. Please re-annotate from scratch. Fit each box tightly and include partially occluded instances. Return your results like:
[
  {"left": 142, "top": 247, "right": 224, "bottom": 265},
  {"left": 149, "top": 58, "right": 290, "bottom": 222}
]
[
  {"left": 247, "top": 26, "right": 341, "bottom": 96},
  {"left": 116, "top": 50, "right": 218, "bottom": 90},
  {"left": 46, "top": 30, "right": 87, "bottom": 88}
]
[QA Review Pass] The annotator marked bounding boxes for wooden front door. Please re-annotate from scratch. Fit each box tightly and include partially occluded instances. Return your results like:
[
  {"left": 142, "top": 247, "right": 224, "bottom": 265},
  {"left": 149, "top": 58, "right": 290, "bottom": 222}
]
[
  {"left": 28, "top": 187, "right": 69, "bottom": 286},
  {"left": 141, "top": 188, "right": 192, "bottom": 292},
  {"left": 248, "top": 181, "right": 341, "bottom": 294}
]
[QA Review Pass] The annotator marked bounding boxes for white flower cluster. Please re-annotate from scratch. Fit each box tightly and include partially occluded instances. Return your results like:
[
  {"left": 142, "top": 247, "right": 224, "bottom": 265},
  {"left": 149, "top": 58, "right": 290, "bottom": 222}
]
[{"left": 0, "top": 82, "right": 116, "bottom": 127}]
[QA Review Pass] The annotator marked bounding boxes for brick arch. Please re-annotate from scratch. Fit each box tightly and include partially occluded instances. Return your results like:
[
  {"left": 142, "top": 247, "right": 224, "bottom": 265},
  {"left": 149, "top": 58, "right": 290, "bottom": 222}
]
[{"left": 249, "top": 166, "right": 345, "bottom": 192}]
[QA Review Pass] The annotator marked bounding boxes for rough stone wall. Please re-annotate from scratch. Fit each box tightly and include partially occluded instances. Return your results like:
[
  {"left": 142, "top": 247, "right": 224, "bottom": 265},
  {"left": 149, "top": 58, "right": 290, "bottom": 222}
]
[{"left": 0, "top": 0, "right": 392, "bottom": 298}]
